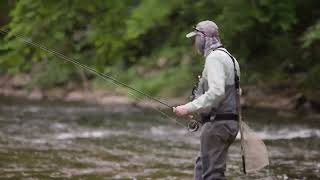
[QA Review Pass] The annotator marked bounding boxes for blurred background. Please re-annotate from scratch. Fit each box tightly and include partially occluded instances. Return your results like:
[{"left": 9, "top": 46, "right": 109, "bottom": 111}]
[{"left": 0, "top": 0, "right": 319, "bottom": 179}]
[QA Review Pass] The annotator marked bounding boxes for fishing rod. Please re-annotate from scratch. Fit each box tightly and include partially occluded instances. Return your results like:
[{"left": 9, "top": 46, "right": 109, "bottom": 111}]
[{"left": 0, "top": 28, "right": 200, "bottom": 132}]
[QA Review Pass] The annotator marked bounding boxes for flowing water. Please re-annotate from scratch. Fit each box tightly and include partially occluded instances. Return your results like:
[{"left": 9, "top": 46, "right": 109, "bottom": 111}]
[{"left": 0, "top": 96, "right": 319, "bottom": 180}]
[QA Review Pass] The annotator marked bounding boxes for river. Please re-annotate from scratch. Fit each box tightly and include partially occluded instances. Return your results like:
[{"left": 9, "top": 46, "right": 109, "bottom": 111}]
[{"left": 0, "top": 96, "right": 319, "bottom": 179}]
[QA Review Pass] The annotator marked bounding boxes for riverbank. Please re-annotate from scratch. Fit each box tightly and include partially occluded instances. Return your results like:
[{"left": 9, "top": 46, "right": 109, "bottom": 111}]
[{"left": 1, "top": 74, "right": 319, "bottom": 116}]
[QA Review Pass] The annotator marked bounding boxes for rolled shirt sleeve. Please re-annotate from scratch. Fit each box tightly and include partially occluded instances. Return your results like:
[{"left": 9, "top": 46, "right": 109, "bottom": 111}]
[{"left": 183, "top": 54, "right": 226, "bottom": 112}]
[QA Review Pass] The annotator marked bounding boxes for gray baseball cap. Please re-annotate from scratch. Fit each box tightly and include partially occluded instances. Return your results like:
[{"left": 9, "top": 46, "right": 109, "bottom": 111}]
[{"left": 186, "top": 20, "right": 219, "bottom": 38}]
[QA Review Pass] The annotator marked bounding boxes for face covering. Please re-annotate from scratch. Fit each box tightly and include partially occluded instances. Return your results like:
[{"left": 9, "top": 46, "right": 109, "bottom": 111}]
[
  {"left": 194, "top": 32, "right": 223, "bottom": 57},
  {"left": 194, "top": 33, "right": 205, "bottom": 55}
]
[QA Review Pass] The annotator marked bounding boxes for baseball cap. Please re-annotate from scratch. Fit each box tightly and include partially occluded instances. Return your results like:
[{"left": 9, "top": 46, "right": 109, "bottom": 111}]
[{"left": 186, "top": 20, "right": 219, "bottom": 38}]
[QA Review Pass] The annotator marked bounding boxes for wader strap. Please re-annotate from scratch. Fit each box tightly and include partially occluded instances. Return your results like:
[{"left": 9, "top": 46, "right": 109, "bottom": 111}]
[{"left": 215, "top": 48, "right": 240, "bottom": 90}]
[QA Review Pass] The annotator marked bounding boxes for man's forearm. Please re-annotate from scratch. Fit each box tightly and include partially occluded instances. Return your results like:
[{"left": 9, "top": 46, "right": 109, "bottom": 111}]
[{"left": 183, "top": 86, "right": 225, "bottom": 113}]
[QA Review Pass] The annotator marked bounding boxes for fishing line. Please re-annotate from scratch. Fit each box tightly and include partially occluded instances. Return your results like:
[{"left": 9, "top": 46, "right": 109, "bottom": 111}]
[{"left": 0, "top": 28, "right": 189, "bottom": 129}]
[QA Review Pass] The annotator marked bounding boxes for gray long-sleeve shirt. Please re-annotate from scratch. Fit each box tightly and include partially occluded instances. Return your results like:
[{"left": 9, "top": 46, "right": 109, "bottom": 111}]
[{"left": 183, "top": 48, "right": 240, "bottom": 114}]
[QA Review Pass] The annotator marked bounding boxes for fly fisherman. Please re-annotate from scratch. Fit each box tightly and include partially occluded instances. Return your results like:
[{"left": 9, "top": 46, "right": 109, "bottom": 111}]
[{"left": 173, "top": 20, "right": 240, "bottom": 180}]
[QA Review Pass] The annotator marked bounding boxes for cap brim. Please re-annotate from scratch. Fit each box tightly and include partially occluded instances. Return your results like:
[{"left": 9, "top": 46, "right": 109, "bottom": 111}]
[{"left": 186, "top": 31, "right": 197, "bottom": 38}]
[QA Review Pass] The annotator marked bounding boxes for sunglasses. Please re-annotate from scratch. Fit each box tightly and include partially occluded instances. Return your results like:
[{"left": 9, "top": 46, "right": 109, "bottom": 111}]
[{"left": 193, "top": 26, "right": 206, "bottom": 35}]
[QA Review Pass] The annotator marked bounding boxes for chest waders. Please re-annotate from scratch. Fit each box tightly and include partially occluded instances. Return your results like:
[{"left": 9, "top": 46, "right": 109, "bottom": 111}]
[{"left": 191, "top": 48, "right": 246, "bottom": 174}]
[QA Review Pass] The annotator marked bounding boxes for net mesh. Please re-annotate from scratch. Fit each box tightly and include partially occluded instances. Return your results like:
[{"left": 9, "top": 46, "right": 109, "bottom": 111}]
[{"left": 240, "top": 121, "right": 269, "bottom": 173}]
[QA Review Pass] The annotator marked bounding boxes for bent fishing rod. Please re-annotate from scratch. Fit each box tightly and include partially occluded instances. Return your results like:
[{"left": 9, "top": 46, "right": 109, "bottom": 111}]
[{"left": 0, "top": 28, "right": 200, "bottom": 132}]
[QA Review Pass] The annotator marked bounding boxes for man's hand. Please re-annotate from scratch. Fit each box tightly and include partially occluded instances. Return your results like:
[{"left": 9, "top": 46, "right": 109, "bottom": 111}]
[{"left": 173, "top": 105, "right": 188, "bottom": 116}]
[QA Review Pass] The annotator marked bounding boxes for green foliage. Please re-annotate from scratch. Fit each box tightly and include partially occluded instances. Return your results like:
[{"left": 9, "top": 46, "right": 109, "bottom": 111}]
[
  {"left": 0, "top": 0, "right": 319, "bottom": 96},
  {"left": 130, "top": 65, "right": 194, "bottom": 97},
  {"left": 302, "top": 21, "right": 320, "bottom": 48},
  {"left": 33, "top": 61, "right": 74, "bottom": 88},
  {"left": 125, "top": 0, "right": 183, "bottom": 39}
]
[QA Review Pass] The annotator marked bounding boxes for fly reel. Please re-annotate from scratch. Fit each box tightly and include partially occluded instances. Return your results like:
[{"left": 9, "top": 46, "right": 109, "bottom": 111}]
[{"left": 187, "top": 119, "right": 200, "bottom": 132}]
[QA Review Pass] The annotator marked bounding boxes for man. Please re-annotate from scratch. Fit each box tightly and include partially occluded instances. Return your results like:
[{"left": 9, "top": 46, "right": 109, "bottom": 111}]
[{"left": 173, "top": 20, "right": 240, "bottom": 180}]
